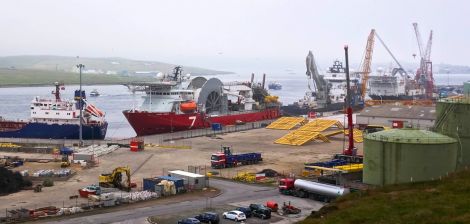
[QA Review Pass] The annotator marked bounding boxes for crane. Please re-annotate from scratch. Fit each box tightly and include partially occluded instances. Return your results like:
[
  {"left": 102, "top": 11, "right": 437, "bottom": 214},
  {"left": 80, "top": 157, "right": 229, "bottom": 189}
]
[
  {"left": 413, "top": 22, "right": 434, "bottom": 99},
  {"left": 306, "top": 51, "right": 329, "bottom": 107},
  {"left": 357, "top": 29, "right": 409, "bottom": 99},
  {"left": 357, "top": 29, "right": 376, "bottom": 99}
]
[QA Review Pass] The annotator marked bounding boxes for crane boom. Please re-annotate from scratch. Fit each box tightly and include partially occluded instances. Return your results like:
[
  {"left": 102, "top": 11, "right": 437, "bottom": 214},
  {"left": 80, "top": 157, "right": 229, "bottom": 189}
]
[
  {"left": 306, "top": 51, "right": 328, "bottom": 105},
  {"left": 374, "top": 32, "right": 408, "bottom": 75},
  {"left": 413, "top": 22, "right": 425, "bottom": 58},
  {"left": 424, "top": 30, "right": 433, "bottom": 61},
  {"left": 358, "top": 29, "right": 376, "bottom": 99}
]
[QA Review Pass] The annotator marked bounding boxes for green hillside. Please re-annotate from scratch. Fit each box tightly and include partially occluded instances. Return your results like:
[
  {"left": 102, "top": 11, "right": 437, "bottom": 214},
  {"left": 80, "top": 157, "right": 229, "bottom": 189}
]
[
  {"left": 0, "top": 55, "right": 231, "bottom": 76},
  {"left": 300, "top": 169, "right": 470, "bottom": 224},
  {"left": 0, "top": 69, "right": 154, "bottom": 86}
]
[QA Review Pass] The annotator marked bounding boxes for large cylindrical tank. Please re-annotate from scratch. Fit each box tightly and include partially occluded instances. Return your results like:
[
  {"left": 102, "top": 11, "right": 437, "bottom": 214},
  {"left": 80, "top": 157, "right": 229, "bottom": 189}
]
[
  {"left": 435, "top": 98, "right": 470, "bottom": 169},
  {"left": 294, "top": 179, "right": 349, "bottom": 198},
  {"left": 364, "top": 129, "right": 457, "bottom": 186}
]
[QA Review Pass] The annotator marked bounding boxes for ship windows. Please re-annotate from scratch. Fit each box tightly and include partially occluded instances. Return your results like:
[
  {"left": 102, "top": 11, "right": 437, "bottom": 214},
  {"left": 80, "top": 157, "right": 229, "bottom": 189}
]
[
  {"left": 45, "top": 112, "right": 49, "bottom": 115},
  {"left": 56, "top": 112, "right": 60, "bottom": 115}
]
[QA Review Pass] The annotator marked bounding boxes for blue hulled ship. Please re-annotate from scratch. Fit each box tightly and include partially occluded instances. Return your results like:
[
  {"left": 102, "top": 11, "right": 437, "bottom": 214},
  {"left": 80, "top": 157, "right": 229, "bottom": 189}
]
[{"left": 0, "top": 82, "right": 107, "bottom": 140}]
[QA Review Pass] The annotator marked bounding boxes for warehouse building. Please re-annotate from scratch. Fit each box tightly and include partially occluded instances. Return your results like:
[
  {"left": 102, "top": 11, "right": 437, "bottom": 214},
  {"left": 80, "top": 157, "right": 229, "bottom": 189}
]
[{"left": 356, "top": 105, "right": 435, "bottom": 129}]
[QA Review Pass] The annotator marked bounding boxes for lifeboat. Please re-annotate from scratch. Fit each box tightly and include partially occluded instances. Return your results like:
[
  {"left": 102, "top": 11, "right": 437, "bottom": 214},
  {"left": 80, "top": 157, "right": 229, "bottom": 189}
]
[{"left": 180, "top": 101, "right": 197, "bottom": 113}]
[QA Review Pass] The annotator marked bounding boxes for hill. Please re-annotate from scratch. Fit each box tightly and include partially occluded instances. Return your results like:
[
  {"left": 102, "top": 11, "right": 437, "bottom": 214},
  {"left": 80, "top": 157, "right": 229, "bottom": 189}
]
[
  {"left": 0, "top": 55, "right": 231, "bottom": 76},
  {"left": 300, "top": 169, "right": 470, "bottom": 224},
  {"left": 0, "top": 69, "right": 154, "bottom": 87}
]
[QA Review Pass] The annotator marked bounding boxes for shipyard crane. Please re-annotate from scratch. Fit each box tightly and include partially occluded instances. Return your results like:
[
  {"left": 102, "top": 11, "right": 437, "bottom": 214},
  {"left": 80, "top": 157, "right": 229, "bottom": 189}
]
[
  {"left": 306, "top": 51, "right": 329, "bottom": 107},
  {"left": 357, "top": 29, "right": 410, "bottom": 99},
  {"left": 357, "top": 29, "right": 376, "bottom": 99},
  {"left": 413, "top": 22, "right": 434, "bottom": 99}
]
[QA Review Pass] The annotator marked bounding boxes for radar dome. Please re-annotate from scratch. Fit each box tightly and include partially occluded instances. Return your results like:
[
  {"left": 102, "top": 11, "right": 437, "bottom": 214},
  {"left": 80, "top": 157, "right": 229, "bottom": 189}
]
[
  {"left": 156, "top": 72, "right": 164, "bottom": 79},
  {"left": 185, "top": 73, "right": 191, "bottom": 79}
]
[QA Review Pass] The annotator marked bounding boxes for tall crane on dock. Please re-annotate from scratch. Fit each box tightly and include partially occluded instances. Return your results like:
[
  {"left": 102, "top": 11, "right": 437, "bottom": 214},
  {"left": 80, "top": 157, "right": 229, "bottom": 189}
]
[
  {"left": 357, "top": 29, "right": 411, "bottom": 99},
  {"left": 357, "top": 29, "right": 376, "bottom": 99},
  {"left": 413, "top": 22, "right": 434, "bottom": 99}
]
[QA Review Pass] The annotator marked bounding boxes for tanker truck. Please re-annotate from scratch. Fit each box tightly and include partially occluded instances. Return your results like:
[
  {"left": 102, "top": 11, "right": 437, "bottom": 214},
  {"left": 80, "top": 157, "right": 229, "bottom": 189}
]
[{"left": 278, "top": 178, "right": 349, "bottom": 202}]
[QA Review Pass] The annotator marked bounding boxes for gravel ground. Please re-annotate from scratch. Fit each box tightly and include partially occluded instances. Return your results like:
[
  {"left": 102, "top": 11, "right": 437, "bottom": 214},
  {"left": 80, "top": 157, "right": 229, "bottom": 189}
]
[{"left": 1, "top": 128, "right": 361, "bottom": 213}]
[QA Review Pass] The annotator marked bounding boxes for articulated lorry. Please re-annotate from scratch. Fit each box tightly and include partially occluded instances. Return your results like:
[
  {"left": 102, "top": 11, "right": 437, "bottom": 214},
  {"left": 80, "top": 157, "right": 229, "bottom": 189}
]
[
  {"left": 279, "top": 178, "right": 349, "bottom": 202},
  {"left": 211, "top": 146, "right": 262, "bottom": 169}
]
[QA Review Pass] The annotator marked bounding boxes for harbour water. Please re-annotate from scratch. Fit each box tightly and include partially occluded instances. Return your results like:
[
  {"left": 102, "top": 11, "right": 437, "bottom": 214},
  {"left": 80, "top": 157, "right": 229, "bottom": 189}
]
[{"left": 0, "top": 72, "right": 469, "bottom": 139}]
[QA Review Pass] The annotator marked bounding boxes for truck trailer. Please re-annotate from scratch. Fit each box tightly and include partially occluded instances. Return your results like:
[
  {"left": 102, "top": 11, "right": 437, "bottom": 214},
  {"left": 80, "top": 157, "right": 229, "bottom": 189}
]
[
  {"left": 279, "top": 178, "right": 349, "bottom": 202},
  {"left": 211, "top": 146, "right": 262, "bottom": 169}
]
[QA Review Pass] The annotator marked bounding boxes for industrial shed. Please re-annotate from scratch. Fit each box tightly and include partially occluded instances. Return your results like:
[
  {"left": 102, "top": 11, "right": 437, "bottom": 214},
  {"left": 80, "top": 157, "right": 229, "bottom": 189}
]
[
  {"left": 168, "top": 170, "right": 208, "bottom": 190},
  {"left": 356, "top": 105, "right": 435, "bottom": 129}
]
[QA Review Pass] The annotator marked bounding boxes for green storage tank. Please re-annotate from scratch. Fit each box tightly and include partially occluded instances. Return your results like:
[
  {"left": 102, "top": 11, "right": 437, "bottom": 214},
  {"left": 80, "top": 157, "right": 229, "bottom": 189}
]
[
  {"left": 464, "top": 82, "right": 470, "bottom": 96},
  {"left": 435, "top": 97, "right": 470, "bottom": 169},
  {"left": 363, "top": 129, "right": 457, "bottom": 186}
]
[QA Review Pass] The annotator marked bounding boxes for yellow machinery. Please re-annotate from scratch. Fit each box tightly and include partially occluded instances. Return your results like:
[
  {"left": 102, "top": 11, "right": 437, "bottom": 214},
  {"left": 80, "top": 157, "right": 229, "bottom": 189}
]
[
  {"left": 99, "top": 166, "right": 131, "bottom": 191},
  {"left": 60, "top": 154, "right": 70, "bottom": 168}
]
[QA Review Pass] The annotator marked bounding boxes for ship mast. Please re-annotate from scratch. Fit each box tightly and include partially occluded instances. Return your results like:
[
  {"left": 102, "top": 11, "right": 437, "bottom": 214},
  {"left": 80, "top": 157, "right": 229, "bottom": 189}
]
[{"left": 77, "top": 64, "right": 85, "bottom": 146}]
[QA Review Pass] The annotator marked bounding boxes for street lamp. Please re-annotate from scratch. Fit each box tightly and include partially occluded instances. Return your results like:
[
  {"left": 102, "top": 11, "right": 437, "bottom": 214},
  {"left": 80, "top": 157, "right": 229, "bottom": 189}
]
[{"left": 76, "top": 64, "right": 85, "bottom": 146}]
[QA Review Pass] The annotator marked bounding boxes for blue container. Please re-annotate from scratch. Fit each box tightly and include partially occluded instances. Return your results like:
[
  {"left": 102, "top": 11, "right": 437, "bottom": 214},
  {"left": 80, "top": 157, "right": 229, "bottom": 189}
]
[
  {"left": 60, "top": 147, "right": 74, "bottom": 155},
  {"left": 211, "top": 123, "right": 222, "bottom": 131},
  {"left": 143, "top": 178, "right": 159, "bottom": 192}
]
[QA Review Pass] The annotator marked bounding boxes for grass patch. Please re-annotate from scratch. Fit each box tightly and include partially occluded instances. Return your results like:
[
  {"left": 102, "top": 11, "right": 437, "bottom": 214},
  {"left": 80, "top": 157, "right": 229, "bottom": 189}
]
[
  {"left": 0, "top": 69, "right": 154, "bottom": 86},
  {"left": 299, "top": 169, "right": 470, "bottom": 224}
]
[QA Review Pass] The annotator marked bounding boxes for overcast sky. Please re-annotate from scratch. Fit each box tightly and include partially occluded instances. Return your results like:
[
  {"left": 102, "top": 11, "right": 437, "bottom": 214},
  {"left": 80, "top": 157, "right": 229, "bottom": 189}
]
[{"left": 0, "top": 0, "right": 468, "bottom": 71}]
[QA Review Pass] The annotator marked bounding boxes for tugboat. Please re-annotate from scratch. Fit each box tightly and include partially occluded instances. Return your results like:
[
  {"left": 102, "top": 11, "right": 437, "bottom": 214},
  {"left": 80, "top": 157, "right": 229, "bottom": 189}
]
[
  {"left": 0, "top": 82, "right": 107, "bottom": 139},
  {"left": 123, "top": 66, "right": 280, "bottom": 136}
]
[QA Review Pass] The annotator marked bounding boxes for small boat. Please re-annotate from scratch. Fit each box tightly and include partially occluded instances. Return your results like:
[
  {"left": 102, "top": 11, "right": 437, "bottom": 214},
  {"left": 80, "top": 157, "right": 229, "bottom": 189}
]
[
  {"left": 90, "top": 89, "right": 100, "bottom": 97},
  {"left": 268, "top": 81, "right": 282, "bottom": 90}
]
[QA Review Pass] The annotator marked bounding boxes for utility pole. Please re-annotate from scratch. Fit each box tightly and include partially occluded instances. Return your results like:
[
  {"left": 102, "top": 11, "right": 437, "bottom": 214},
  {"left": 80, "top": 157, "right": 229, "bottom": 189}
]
[{"left": 76, "top": 64, "right": 85, "bottom": 146}]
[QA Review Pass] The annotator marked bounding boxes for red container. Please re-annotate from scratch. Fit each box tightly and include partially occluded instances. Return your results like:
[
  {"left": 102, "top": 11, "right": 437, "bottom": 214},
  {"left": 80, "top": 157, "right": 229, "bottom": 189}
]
[
  {"left": 130, "top": 138, "right": 144, "bottom": 152},
  {"left": 266, "top": 201, "right": 278, "bottom": 211}
]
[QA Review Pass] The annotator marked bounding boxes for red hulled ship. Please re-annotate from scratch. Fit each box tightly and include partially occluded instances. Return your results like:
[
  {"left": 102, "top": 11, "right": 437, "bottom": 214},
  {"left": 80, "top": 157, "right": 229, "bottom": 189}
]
[{"left": 123, "top": 67, "right": 280, "bottom": 136}]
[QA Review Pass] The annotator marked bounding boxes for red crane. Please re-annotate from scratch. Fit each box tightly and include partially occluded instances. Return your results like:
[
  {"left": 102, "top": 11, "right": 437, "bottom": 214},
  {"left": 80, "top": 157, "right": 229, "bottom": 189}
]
[{"left": 413, "top": 23, "right": 434, "bottom": 99}]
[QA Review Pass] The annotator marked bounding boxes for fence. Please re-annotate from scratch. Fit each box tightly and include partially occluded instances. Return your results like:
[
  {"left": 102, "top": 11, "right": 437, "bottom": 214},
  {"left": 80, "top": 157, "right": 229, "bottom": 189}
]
[{"left": 0, "top": 120, "right": 274, "bottom": 148}]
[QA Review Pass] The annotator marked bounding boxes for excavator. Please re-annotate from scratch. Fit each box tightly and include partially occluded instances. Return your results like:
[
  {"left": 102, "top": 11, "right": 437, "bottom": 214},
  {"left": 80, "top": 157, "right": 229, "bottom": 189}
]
[{"left": 99, "top": 166, "right": 132, "bottom": 191}]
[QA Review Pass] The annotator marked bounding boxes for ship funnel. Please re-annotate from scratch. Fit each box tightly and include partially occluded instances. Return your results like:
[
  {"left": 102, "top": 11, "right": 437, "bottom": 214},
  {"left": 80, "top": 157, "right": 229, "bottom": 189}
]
[
  {"left": 250, "top": 73, "right": 255, "bottom": 87},
  {"left": 262, "top": 73, "right": 266, "bottom": 89}
]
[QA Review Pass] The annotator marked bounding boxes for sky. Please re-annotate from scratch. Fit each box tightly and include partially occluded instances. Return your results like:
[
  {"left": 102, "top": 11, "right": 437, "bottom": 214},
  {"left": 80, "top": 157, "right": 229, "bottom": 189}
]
[{"left": 0, "top": 0, "right": 468, "bottom": 72}]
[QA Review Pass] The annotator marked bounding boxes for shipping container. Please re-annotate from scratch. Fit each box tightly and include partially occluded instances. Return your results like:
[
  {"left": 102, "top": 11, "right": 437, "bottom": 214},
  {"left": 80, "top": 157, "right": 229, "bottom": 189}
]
[
  {"left": 211, "top": 123, "right": 222, "bottom": 131},
  {"left": 72, "top": 153, "right": 94, "bottom": 161}
]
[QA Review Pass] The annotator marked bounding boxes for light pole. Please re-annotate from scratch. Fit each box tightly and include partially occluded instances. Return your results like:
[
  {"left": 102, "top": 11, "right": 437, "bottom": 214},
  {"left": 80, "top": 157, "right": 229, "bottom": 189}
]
[{"left": 77, "top": 64, "right": 85, "bottom": 146}]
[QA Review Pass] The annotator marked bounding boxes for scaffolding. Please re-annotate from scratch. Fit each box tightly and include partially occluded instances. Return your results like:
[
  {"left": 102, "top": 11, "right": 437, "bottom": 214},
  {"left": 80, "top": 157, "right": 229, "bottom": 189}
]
[
  {"left": 266, "top": 117, "right": 308, "bottom": 130},
  {"left": 344, "top": 128, "right": 364, "bottom": 143},
  {"left": 274, "top": 119, "right": 345, "bottom": 146}
]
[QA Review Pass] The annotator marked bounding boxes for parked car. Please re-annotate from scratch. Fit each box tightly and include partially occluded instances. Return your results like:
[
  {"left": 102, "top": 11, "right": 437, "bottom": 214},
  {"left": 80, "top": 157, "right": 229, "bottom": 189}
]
[
  {"left": 178, "top": 218, "right": 201, "bottom": 224},
  {"left": 222, "top": 210, "right": 246, "bottom": 222},
  {"left": 235, "top": 207, "right": 252, "bottom": 217},
  {"left": 194, "top": 212, "right": 220, "bottom": 224},
  {"left": 249, "top": 204, "right": 272, "bottom": 219}
]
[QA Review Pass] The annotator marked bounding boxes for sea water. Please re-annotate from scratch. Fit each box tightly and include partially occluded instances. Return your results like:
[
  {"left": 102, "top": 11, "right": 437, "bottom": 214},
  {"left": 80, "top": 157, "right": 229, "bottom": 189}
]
[{"left": 0, "top": 72, "right": 469, "bottom": 139}]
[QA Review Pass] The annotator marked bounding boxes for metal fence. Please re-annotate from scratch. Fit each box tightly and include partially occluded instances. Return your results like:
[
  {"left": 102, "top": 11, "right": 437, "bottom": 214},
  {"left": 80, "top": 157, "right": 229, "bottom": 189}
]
[{"left": 0, "top": 120, "right": 274, "bottom": 147}]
